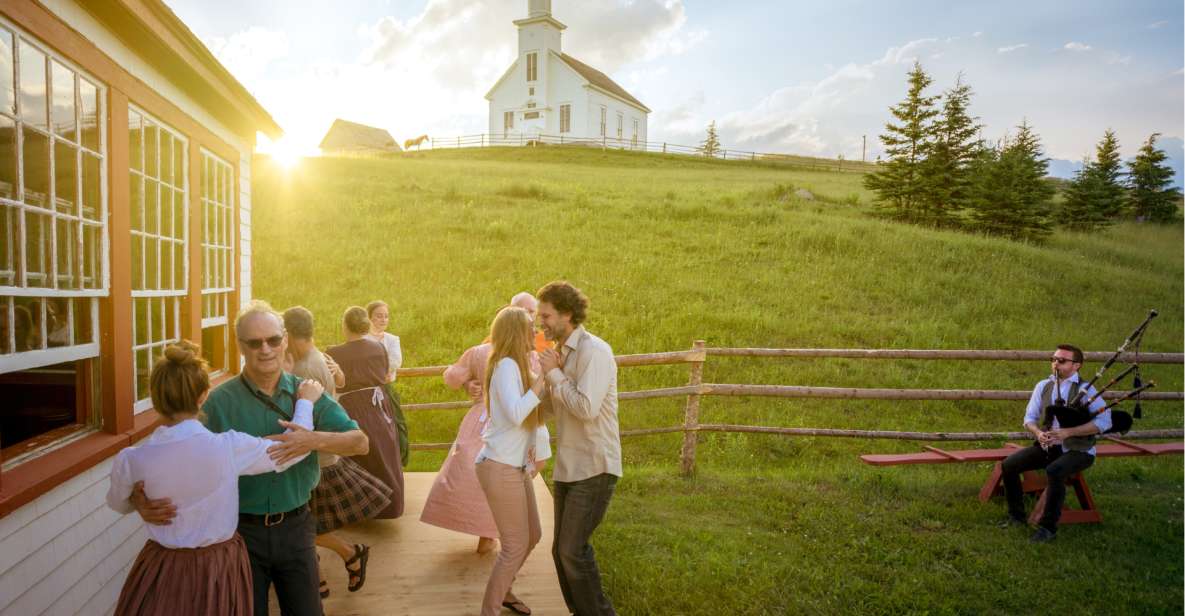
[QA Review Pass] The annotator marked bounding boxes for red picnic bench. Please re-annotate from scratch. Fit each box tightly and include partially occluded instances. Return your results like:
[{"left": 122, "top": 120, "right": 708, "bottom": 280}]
[{"left": 860, "top": 439, "right": 1185, "bottom": 525}]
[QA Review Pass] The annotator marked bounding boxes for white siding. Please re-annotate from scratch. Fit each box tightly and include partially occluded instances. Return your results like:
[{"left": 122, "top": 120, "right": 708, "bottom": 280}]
[{"left": 0, "top": 454, "right": 148, "bottom": 616}]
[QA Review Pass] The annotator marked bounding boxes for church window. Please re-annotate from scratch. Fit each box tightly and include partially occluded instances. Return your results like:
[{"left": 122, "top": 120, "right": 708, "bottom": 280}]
[
  {"left": 560, "top": 104, "right": 571, "bottom": 133},
  {"left": 632, "top": 118, "right": 639, "bottom": 145},
  {"left": 599, "top": 106, "right": 606, "bottom": 137},
  {"left": 526, "top": 53, "right": 538, "bottom": 82},
  {"left": 616, "top": 112, "right": 623, "bottom": 139},
  {"left": 528, "top": 87, "right": 534, "bottom": 96},
  {"left": 200, "top": 152, "right": 233, "bottom": 373},
  {"left": 503, "top": 111, "right": 514, "bottom": 137}
]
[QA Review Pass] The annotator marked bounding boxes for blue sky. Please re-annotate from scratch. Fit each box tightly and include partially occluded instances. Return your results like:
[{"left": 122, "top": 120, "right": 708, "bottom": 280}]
[{"left": 165, "top": 0, "right": 1183, "bottom": 178}]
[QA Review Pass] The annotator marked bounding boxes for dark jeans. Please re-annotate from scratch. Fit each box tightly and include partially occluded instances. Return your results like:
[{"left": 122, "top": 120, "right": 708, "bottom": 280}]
[
  {"left": 1001, "top": 444, "right": 1094, "bottom": 531},
  {"left": 553, "top": 473, "right": 618, "bottom": 616},
  {"left": 238, "top": 505, "right": 322, "bottom": 616}
]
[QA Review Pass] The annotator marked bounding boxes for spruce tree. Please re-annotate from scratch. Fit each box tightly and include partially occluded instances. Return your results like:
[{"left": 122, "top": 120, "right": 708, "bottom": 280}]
[
  {"left": 966, "top": 121, "right": 1055, "bottom": 240},
  {"left": 1060, "top": 156, "right": 1106, "bottom": 228},
  {"left": 700, "top": 121, "right": 721, "bottom": 158},
  {"left": 864, "top": 61, "right": 940, "bottom": 221},
  {"left": 1127, "top": 133, "right": 1181, "bottom": 222},
  {"left": 921, "top": 74, "right": 982, "bottom": 226},
  {"left": 1092, "top": 129, "right": 1126, "bottom": 220}
]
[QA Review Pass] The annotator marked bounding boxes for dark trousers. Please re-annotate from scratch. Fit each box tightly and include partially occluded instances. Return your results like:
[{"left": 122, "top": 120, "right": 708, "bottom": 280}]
[
  {"left": 553, "top": 473, "right": 618, "bottom": 616},
  {"left": 1001, "top": 444, "right": 1094, "bottom": 531},
  {"left": 238, "top": 506, "right": 322, "bottom": 616}
]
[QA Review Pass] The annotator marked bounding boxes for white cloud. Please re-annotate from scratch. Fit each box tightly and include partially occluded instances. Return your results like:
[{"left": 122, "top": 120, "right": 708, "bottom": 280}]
[
  {"left": 1105, "top": 52, "right": 1132, "bottom": 65},
  {"left": 1148, "top": 20, "right": 1168, "bottom": 29},
  {"left": 972, "top": 31, "right": 983, "bottom": 38},
  {"left": 203, "top": 27, "right": 289, "bottom": 83},
  {"left": 997, "top": 43, "right": 1027, "bottom": 54},
  {"left": 1063, "top": 42, "right": 1092, "bottom": 52}
]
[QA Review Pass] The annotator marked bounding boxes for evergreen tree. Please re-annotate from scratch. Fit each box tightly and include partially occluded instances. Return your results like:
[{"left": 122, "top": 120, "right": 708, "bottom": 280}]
[
  {"left": 864, "top": 61, "right": 940, "bottom": 221},
  {"left": 1062, "top": 130, "right": 1128, "bottom": 229},
  {"left": 699, "top": 121, "right": 721, "bottom": 158},
  {"left": 920, "top": 74, "right": 982, "bottom": 226},
  {"left": 966, "top": 121, "right": 1055, "bottom": 240},
  {"left": 1127, "top": 133, "right": 1181, "bottom": 223}
]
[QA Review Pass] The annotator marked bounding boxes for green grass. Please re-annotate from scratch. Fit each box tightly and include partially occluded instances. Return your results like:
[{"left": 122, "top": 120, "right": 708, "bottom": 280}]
[{"left": 252, "top": 146, "right": 1183, "bottom": 615}]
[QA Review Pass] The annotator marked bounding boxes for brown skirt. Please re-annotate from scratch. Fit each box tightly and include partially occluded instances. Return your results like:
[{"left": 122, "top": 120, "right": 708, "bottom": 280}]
[
  {"left": 114, "top": 534, "right": 252, "bottom": 616},
  {"left": 339, "top": 387, "right": 405, "bottom": 518},
  {"left": 312, "top": 456, "right": 393, "bottom": 534}
]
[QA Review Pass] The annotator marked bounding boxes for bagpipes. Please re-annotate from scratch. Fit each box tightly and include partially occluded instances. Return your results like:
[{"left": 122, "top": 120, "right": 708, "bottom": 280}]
[{"left": 1042, "top": 310, "right": 1159, "bottom": 436}]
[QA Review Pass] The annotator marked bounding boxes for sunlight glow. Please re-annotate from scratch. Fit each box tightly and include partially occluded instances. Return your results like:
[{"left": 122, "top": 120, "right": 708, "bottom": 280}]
[{"left": 256, "top": 134, "right": 314, "bottom": 169}]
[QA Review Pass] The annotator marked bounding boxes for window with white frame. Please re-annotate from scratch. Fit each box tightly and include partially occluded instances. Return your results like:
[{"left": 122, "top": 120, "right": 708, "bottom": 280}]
[
  {"left": 503, "top": 110, "right": 514, "bottom": 137},
  {"left": 1, "top": 21, "right": 107, "bottom": 449},
  {"left": 632, "top": 118, "right": 639, "bottom": 145},
  {"left": 616, "top": 112, "right": 623, "bottom": 139},
  {"left": 526, "top": 52, "right": 538, "bottom": 82},
  {"left": 201, "top": 151, "right": 232, "bottom": 373},
  {"left": 128, "top": 107, "right": 186, "bottom": 411},
  {"left": 559, "top": 104, "right": 571, "bottom": 133},
  {"left": 599, "top": 106, "right": 606, "bottom": 137}
]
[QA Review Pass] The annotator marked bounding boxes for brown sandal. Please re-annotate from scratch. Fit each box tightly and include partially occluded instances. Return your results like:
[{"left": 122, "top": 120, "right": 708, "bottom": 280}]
[
  {"left": 502, "top": 597, "right": 531, "bottom": 615},
  {"left": 345, "top": 544, "right": 370, "bottom": 592}
]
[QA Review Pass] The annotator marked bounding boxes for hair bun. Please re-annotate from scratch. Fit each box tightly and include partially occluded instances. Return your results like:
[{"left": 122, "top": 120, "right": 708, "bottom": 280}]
[{"left": 164, "top": 340, "right": 201, "bottom": 365}]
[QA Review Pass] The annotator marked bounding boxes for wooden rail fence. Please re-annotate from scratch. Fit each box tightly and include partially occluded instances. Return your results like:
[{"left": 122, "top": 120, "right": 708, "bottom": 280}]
[{"left": 396, "top": 342, "right": 1185, "bottom": 475}]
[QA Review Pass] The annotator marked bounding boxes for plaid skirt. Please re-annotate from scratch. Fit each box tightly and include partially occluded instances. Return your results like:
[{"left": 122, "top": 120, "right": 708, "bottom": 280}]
[{"left": 311, "top": 456, "right": 393, "bottom": 534}]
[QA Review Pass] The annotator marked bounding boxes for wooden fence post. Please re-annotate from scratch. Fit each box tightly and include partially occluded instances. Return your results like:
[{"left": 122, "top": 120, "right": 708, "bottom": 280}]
[
  {"left": 680, "top": 340, "right": 707, "bottom": 476},
  {"left": 662, "top": 142, "right": 667, "bottom": 153}
]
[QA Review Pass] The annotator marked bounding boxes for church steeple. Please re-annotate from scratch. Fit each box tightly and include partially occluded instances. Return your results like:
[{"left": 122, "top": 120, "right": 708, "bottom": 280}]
[
  {"left": 528, "top": 0, "right": 551, "bottom": 18},
  {"left": 514, "top": 0, "right": 566, "bottom": 56}
]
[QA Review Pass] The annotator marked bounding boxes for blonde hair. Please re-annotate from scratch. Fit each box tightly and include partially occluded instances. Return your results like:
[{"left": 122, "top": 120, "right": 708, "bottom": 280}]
[
  {"left": 484, "top": 306, "right": 534, "bottom": 417},
  {"left": 343, "top": 306, "right": 371, "bottom": 335},
  {"left": 150, "top": 340, "right": 210, "bottom": 420},
  {"left": 366, "top": 300, "right": 388, "bottom": 318}
]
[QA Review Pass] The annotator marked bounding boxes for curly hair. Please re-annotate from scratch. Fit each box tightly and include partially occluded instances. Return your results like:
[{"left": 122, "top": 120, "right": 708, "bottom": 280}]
[{"left": 536, "top": 280, "right": 588, "bottom": 326}]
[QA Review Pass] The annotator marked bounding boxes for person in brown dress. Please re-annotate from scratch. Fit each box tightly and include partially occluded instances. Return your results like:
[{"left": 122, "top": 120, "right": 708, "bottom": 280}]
[{"left": 326, "top": 306, "right": 405, "bottom": 519}]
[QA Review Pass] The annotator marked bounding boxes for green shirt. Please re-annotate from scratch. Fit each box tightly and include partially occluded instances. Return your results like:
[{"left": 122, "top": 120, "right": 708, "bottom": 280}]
[{"left": 203, "top": 371, "right": 359, "bottom": 514}]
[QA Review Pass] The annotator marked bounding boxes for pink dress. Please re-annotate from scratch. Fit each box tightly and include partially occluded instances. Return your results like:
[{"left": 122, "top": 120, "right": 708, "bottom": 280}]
[{"left": 420, "top": 344, "right": 545, "bottom": 538}]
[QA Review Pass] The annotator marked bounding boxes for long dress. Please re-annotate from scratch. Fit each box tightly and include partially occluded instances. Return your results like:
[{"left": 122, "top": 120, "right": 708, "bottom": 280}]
[
  {"left": 327, "top": 338, "right": 404, "bottom": 519},
  {"left": 420, "top": 344, "right": 549, "bottom": 538}
]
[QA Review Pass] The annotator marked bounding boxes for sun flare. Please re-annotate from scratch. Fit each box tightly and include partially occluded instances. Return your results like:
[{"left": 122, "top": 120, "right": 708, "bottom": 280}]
[{"left": 257, "top": 134, "right": 307, "bottom": 170}]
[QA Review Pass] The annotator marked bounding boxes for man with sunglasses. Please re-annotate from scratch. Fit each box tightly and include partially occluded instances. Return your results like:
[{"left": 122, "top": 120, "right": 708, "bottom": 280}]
[
  {"left": 131, "top": 300, "right": 369, "bottom": 615},
  {"left": 998, "top": 344, "right": 1110, "bottom": 543}
]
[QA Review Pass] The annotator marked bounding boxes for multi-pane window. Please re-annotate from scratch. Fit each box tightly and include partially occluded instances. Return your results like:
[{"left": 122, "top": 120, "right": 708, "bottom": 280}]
[
  {"left": 503, "top": 111, "right": 514, "bottom": 137},
  {"left": 1, "top": 24, "right": 106, "bottom": 369},
  {"left": 559, "top": 104, "right": 571, "bottom": 133},
  {"left": 525, "top": 52, "right": 538, "bottom": 82},
  {"left": 599, "top": 106, "right": 606, "bottom": 137},
  {"left": 128, "top": 107, "right": 186, "bottom": 411},
  {"left": 632, "top": 118, "right": 639, "bottom": 145},
  {"left": 200, "top": 151, "right": 232, "bottom": 373},
  {"left": 0, "top": 21, "right": 106, "bottom": 451},
  {"left": 616, "top": 112, "right": 623, "bottom": 139}
]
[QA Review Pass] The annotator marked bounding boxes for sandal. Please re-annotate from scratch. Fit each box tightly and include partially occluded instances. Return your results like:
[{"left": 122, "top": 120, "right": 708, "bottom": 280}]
[
  {"left": 502, "top": 597, "right": 531, "bottom": 615},
  {"left": 319, "top": 579, "right": 330, "bottom": 599},
  {"left": 345, "top": 544, "right": 370, "bottom": 592}
]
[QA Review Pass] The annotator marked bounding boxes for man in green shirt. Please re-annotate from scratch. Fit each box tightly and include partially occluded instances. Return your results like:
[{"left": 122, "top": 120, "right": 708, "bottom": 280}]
[{"left": 133, "top": 300, "right": 368, "bottom": 616}]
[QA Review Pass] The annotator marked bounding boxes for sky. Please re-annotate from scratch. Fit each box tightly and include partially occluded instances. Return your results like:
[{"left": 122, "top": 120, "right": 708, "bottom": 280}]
[{"left": 164, "top": 0, "right": 1183, "bottom": 180}]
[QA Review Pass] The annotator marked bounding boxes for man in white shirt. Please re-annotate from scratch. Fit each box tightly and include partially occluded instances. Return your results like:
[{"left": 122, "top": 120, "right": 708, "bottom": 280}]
[
  {"left": 537, "top": 281, "right": 621, "bottom": 616},
  {"left": 999, "top": 344, "right": 1110, "bottom": 543}
]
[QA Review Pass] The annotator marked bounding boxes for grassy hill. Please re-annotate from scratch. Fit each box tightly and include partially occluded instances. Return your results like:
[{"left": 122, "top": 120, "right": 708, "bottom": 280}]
[{"left": 252, "top": 147, "right": 1183, "bottom": 615}]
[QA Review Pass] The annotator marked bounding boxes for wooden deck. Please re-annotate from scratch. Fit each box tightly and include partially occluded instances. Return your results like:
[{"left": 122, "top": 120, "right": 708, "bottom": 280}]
[{"left": 272, "top": 472, "right": 568, "bottom": 615}]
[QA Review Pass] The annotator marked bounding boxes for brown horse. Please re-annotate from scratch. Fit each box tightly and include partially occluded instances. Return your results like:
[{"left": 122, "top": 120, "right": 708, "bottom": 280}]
[{"left": 404, "top": 134, "right": 429, "bottom": 150}]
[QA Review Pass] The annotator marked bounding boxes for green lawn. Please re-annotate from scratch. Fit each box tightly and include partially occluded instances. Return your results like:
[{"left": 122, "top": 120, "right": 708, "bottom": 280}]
[{"left": 252, "top": 146, "right": 1183, "bottom": 615}]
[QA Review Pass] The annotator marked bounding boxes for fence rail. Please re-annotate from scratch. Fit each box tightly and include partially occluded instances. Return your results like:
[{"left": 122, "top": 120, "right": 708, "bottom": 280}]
[
  {"left": 397, "top": 343, "right": 1185, "bottom": 474},
  {"left": 422, "top": 133, "right": 877, "bottom": 174}
]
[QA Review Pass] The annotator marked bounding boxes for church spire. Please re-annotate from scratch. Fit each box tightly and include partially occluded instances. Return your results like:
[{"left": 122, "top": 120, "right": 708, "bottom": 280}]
[{"left": 528, "top": 0, "right": 551, "bottom": 18}]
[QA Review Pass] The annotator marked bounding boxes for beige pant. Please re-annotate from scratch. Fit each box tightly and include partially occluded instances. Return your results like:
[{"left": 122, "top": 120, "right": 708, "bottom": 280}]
[{"left": 475, "top": 458, "right": 541, "bottom": 616}]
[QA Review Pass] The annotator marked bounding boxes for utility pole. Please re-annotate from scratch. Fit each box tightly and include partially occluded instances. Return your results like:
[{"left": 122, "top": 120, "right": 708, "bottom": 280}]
[{"left": 862, "top": 135, "right": 867, "bottom": 163}]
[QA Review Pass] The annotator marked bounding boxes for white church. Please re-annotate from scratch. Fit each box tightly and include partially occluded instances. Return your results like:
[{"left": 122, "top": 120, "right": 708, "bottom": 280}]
[{"left": 486, "top": 0, "right": 650, "bottom": 146}]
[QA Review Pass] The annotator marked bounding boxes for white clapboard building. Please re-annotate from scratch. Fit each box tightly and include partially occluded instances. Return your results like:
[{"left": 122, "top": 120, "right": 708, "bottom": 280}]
[
  {"left": 0, "top": 1, "right": 278, "bottom": 613},
  {"left": 486, "top": 0, "right": 650, "bottom": 146}
]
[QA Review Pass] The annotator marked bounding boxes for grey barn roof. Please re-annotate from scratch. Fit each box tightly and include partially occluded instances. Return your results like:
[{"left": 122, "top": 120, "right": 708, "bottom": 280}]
[
  {"left": 558, "top": 54, "right": 651, "bottom": 113},
  {"left": 319, "top": 119, "right": 401, "bottom": 152}
]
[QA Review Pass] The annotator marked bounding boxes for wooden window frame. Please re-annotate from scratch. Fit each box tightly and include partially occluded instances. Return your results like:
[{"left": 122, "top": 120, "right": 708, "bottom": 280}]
[
  {"left": 559, "top": 104, "right": 570, "bottom": 134},
  {"left": 0, "top": 0, "right": 246, "bottom": 518},
  {"left": 525, "top": 52, "right": 538, "bottom": 82}
]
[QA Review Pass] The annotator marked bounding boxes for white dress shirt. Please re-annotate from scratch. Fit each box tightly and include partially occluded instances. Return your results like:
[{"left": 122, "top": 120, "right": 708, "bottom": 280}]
[
  {"left": 369, "top": 332, "right": 403, "bottom": 382},
  {"left": 1023, "top": 372, "right": 1111, "bottom": 456},
  {"left": 106, "top": 400, "right": 314, "bottom": 548},
  {"left": 476, "top": 357, "right": 542, "bottom": 468}
]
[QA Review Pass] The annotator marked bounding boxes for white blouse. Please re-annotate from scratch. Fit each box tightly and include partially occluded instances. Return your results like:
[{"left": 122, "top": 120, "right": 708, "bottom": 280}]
[
  {"left": 369, "top": 332, "right": 403, "bottom": 382},
  {"left": 477, "top": 357, "right": 546, "bottom": 468},
  {"left": 105, "top": 400, "right": 314, "bottom": 549}
]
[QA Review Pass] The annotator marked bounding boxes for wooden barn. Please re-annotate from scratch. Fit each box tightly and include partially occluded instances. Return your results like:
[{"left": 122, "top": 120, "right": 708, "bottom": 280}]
[
  {"left": 0, "top": 1, "right": 279, "bottom": 613},
  {"left": 319, "top": 118, "right": 401, "bottom": 154}
]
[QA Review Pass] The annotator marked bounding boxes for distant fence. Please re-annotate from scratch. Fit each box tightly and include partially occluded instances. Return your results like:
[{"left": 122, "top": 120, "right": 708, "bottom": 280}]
[
  {"left": 397, "top": 342, "right": 1185, "bottom": 475},
  {"left": 421, "top": 132, "right": 878, "bottom": 174}
]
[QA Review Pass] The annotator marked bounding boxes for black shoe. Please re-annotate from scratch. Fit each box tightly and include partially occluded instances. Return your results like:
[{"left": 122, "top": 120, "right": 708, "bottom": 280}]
[
  {"left": 997, "top": 515, "right": 1026, "bottom": 529},
  {"left": 1029, "top": 527, "right": 1056, "bottom": 543}
]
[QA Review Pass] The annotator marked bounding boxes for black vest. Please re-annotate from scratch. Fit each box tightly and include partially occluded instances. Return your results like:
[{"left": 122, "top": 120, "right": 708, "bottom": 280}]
[{"left": 1038, "top": 378, "right": 1096, "bottom": 452}]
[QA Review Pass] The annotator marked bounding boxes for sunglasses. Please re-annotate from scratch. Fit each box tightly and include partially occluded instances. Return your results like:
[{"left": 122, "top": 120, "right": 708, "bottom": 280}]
[
  {"left": 240, "top": 334, "right": 284, "bottom": 350},
  {"left": 1049, "top": 356, "right": 1077, "bottom": 365}
]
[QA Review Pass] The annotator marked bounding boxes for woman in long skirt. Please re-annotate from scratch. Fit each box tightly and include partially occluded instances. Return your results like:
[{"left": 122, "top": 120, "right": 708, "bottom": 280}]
[
  {"left": 327, "top": 306, "right": 405, "bottom": 519},
  {"left": 366, "top": 299, "right": 409, "bottom": 467},
  {"left": 107, "top": 341, "right": 319, "bottom": 616}
]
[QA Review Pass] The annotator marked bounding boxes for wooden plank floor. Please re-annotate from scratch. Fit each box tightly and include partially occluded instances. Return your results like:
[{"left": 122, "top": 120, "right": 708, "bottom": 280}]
[{"left": 271, "top": 472, "right": 567, "bottom": 615}]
